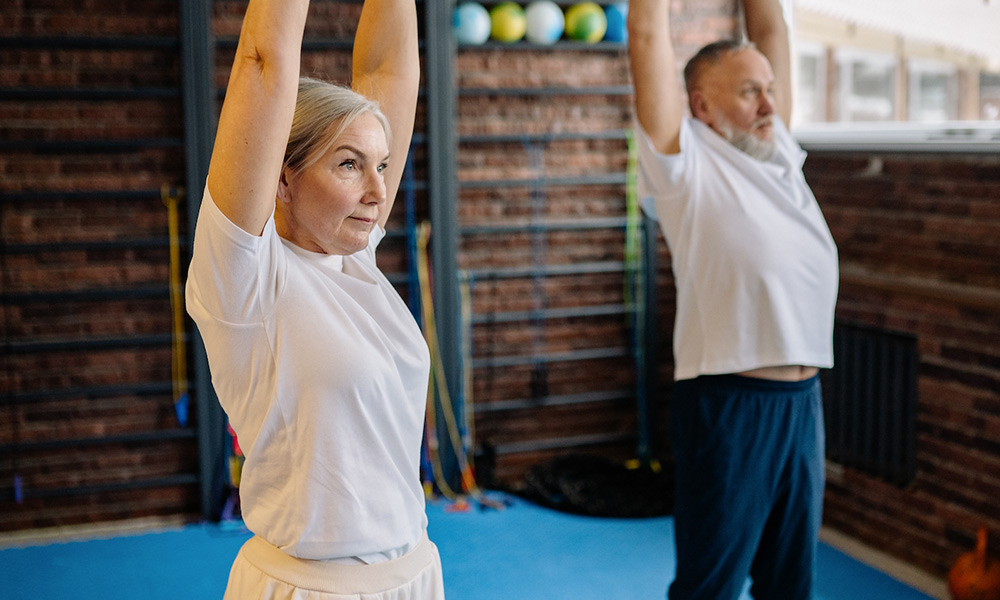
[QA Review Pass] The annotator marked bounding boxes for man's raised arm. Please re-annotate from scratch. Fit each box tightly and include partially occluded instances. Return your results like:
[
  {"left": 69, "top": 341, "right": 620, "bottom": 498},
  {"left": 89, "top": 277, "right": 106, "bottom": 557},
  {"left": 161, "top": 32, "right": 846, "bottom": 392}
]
[
  {"left": 743, "top": 0, "right": 793, "bottom": 126},
  {"left": 628, "top": 0, "right": 686, "bottom": 155}
]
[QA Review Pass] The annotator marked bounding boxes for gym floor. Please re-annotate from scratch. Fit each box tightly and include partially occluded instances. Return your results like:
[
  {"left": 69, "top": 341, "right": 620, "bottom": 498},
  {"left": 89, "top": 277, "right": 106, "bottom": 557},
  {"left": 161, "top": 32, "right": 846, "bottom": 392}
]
[{"left": 0, "top": 494, "right": 945, "bottom": 600}]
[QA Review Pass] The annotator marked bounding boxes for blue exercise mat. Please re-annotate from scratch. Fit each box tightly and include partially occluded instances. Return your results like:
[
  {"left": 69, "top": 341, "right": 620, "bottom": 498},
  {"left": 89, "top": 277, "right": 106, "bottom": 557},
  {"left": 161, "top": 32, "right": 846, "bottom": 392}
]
[{"left": 0, "top": 496, "right": 935, "bottom": 600}]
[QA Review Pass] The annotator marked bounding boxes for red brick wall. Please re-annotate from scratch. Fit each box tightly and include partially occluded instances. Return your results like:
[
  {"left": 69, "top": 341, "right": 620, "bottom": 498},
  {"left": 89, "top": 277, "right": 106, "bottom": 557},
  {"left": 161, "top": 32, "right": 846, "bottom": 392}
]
[
  {"left": 804, "top": 151, "right": 1000, "bottom": 577},
  {"left": 1, "top": 0, "right": 198, "bottom": 530}
]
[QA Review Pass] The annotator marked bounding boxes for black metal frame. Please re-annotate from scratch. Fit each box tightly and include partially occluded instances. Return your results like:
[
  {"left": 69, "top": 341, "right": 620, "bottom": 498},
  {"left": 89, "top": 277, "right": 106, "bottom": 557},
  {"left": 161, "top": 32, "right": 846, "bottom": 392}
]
[
  {"left": 424, "top": 0, "right": 463, "bottom": 490},
  {"left": 179, "top": 0, "right": 223, "bottom": 520}
]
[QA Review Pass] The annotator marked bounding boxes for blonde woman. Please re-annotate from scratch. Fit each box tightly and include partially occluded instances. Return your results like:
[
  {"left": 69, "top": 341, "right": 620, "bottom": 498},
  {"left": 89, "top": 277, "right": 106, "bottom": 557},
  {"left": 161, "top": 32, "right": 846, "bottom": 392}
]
[{"left": 185, "top": 0, "right": 443, "bottom": 597}]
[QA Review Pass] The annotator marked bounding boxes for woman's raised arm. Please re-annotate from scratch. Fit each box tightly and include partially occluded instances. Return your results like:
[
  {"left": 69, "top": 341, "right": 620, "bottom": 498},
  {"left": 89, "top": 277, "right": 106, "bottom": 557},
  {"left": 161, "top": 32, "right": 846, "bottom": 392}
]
[
  {"left": 351, "top": 0, "right": 420, "bottom": 229},
  {"left": 206, "top": 0, "right": 309, "bottom": 235}
]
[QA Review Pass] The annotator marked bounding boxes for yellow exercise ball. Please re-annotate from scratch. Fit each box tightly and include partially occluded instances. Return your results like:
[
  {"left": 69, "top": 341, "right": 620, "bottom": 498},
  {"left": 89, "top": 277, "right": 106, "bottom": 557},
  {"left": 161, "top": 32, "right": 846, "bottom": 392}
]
[{"left": 490, "top": 2, "right": 527, "bottom": 43}]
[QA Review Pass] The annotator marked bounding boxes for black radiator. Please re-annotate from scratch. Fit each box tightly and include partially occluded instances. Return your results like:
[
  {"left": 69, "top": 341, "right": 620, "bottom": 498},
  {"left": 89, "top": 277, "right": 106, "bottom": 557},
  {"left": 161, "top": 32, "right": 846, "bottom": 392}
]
[{"left": 821, "top": 321, "right": 919, "bottom": 486}]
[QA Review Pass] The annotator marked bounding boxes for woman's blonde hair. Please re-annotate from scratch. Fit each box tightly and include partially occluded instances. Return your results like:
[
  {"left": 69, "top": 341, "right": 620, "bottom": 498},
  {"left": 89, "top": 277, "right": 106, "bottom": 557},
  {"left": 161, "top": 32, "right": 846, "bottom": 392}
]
[{"left": 283, "top": 77, "right": 391, "bottom": 174}]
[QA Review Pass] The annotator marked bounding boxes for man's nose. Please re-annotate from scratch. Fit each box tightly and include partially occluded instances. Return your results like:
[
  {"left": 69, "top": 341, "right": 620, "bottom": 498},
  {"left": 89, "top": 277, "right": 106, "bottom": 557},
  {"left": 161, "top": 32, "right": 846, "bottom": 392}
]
[{"left": 759, "top": 92, "right": 776, "bottom": 115}]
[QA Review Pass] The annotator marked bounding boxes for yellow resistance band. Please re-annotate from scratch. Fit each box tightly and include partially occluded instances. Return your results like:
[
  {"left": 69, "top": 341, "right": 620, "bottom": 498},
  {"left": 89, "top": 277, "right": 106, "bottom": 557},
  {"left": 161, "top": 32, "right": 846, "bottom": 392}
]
[
  {"left": 416, "top": 222, "right": 483, "bottom": 500},
  {"left": 162, "top": 185, "right": 189, "bottom": 426}
]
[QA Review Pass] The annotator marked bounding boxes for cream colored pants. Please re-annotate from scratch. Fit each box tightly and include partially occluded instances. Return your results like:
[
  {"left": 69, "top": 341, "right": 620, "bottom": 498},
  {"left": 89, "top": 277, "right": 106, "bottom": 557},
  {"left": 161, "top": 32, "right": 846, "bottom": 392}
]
[{"left": 224, "top": 534, "right": 445, "bottom": 600}]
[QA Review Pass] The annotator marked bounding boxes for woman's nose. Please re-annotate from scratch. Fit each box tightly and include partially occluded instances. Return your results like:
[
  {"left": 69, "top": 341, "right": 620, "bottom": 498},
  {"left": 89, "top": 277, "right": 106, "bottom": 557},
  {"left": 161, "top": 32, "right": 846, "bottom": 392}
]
[{"left": 366, "top": 170, "right": 386, "bottom": 204}]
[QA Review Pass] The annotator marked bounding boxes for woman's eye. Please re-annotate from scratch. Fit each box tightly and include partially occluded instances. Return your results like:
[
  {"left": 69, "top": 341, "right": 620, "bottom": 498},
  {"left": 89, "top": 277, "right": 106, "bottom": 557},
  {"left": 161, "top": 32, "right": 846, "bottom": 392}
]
[
  {"left": 377, "top": 163, "right": 387, "bottom": 173},
  {"left": 340, "top": 160, "right": 356, "bottom": 170}
]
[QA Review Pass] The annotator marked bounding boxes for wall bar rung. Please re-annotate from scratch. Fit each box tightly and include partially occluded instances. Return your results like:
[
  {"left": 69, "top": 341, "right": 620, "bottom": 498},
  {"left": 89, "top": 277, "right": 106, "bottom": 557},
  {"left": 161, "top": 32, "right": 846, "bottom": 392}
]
[
  {"left": 0, "top": 429, "right": 196, "bottom": 454},
  {"left": 460, "top": 86, "right": 631, "bottom": 97},
  {"left": 8, "top": 475, "right": 200, "bottom": 501},
  {"left": 466, "top": 260, "right": 625, "bottom": 280},
  {"left": 459, "top": 130, "right": 629, "bottom": 144},
  {"left": 459, "top": 173, "right": 626, "bottom": 189},
  {"left": 6, "top": 334, "right": 174, "bottom": 354},
  {"left": 0, "top": 139, "right": 182, "bottom": 153},
  {"left": 0, "top": 36, "right": 178, "bottom": 49},
  {"left": 475, "top": 389, "right": 634, "bottom": 413},
  {"left": 494, "top": 432, "right": 635, "bottom": 456},
  {"left": 0, "top": 87, "right": 179, "bottom": 101},
  {"left": 461, "top": 217, "right": 628, "bottom": 235},
  {"left": 472, "top": 347, "right": 631, "bottom": 369},
  {"left": 2, "top": 286, "right": 169, "bottom": 304},
  {"left": 2, "top": 382, "right": 175, "bottom": 406},
  {"left": 471, "top": 303, "right": 628, "bottom": 324}
]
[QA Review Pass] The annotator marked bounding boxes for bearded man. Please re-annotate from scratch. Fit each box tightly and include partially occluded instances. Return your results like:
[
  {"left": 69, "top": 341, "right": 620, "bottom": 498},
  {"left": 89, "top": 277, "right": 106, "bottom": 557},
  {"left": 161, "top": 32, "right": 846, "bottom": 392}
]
[{"left": 628, "top": 0, "right": 840, "bottom": 598}]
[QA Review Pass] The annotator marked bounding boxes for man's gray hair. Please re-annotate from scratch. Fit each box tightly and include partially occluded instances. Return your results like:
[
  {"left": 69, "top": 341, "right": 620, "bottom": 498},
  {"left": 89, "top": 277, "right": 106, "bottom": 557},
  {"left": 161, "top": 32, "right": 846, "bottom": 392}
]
[{"left": 683, "top": 39, "right": 756, "bottom": 94}]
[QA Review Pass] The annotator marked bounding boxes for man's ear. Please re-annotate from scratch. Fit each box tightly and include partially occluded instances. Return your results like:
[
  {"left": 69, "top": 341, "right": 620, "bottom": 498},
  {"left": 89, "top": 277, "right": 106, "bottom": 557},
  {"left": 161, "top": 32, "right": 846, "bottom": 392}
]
[{"left": 689, "top": 90, "right": 711, "bottom": 123}]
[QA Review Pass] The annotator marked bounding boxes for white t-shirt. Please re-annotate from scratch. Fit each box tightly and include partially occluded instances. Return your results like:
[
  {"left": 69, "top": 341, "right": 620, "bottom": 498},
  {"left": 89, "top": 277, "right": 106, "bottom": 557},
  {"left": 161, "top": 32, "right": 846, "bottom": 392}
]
[
  {"left": 185, "top": 189, "right": 430, "bottom": 561},
  {"left": 637, "top": 117, "right": 839, "bottom": 381}
]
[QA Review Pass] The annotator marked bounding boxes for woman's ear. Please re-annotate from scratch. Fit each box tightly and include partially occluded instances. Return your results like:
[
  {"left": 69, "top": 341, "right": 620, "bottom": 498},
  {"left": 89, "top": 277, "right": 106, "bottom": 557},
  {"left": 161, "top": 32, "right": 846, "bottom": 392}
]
[{"left": 277, "top": 168, "right": 292, "bottom": 204}]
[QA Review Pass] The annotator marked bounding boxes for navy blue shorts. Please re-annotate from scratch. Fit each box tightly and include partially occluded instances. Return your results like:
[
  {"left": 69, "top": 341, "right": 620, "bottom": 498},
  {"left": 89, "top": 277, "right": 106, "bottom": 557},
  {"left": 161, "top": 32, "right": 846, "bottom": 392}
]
[{"left": 668, "top": 374, "right": 825, "bottom": 600}]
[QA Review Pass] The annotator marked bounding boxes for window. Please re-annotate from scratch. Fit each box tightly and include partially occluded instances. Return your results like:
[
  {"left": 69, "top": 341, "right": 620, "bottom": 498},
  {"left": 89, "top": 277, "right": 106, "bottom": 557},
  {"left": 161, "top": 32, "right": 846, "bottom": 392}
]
[
  {"left": 908, "top": 59, "right": 957, "bottom": 122},
  {"left": 836, "top": 49, "right": 897, "bottom": 122},
  {"left": 982, "top": 73, "right": 1000, "bottom": 120},
  {"left": 795, "top": 42, "right": 827, "bottom": 123},
  {"left": 789, "top": 0, "right": 1000, "bottom": 149}
]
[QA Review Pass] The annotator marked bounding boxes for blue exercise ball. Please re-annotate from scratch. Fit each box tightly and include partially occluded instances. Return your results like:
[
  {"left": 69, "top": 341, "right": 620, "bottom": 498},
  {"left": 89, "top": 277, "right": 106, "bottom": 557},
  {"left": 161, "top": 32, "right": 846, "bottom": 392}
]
[
  {"left": 525, "top": 1, "right": 565, "bottom": 45},
  {"left": 454, "top": 2, "right": 491, "bottom": 45},
  {"left": 604, "top": 2, "right": 628, "bottom": 43}
]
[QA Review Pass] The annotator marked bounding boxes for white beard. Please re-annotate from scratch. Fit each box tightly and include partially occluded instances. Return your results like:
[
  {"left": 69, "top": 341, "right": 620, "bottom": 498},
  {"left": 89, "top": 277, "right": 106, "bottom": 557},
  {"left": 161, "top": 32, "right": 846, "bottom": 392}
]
[{"left": 716, "top": 116, "right": 777, "bottom": 162}]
